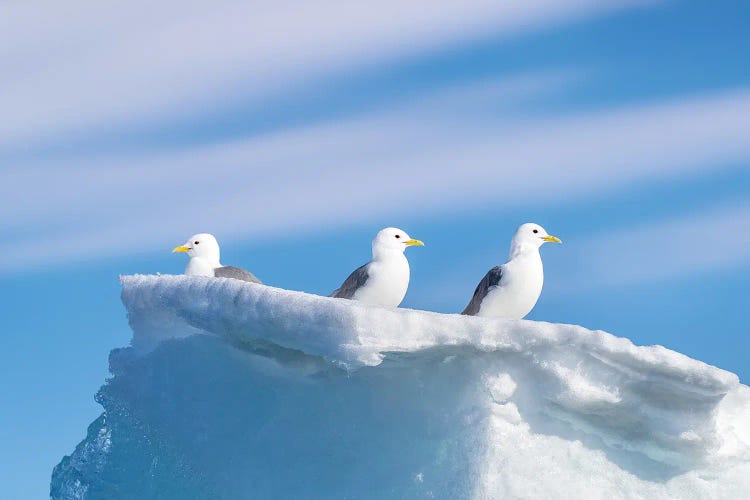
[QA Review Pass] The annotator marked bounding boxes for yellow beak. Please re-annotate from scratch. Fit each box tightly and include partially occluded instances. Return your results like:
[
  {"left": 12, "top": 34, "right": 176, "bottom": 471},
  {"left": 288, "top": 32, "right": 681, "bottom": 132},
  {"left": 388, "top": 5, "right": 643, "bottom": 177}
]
[
  {"left": 542, "top": 235, "right": 562, "bottom": 244},
  {"left": 404, "top": 238, "right": 425, "bottom": 247},
  {"left": 172, "top": 245, "right": 190, "bottom": 253}
]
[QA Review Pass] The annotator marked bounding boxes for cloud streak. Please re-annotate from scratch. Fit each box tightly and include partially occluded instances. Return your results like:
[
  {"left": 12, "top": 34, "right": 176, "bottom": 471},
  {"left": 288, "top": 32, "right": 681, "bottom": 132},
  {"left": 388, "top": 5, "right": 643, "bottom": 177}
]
[
  {"left": 552, "top": 199, "right": 750, "bottom": 291},
  {"left": 0, "top": 0, "right": 655, "bottom": 148},
  {"left": 2, "top": 77, "right": 750, "bottom": 273}
]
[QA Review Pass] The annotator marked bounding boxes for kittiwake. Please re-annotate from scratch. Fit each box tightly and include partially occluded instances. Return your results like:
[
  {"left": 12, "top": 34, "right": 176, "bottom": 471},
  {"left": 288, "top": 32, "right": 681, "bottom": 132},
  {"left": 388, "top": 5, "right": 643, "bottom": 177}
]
[
  {"left": 330, "top": 227, "right": 424, "bottom": 307},
  {"left": 461, "top": 223, "right": 561, "bottom": 318},
  {"left": 172, "top": 233, "right": 261, "bottom": 283}
]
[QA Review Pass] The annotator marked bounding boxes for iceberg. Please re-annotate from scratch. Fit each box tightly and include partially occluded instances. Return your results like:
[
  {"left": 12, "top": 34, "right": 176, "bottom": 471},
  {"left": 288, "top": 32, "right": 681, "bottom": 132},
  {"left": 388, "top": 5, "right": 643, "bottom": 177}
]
[{"left": 52, "top": 275, "right": 750, "bottom": 499}]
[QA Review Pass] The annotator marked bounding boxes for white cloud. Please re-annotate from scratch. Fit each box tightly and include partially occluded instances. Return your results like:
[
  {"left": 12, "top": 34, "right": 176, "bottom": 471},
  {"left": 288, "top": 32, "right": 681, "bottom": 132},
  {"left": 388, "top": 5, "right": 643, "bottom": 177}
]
[
  {"left": 551, "top": 200, "right": 750, "bottom": 291},
  {"left": 1, "top": 78, "right": 750, "bottom": 273},
  {"left": 0, "top": 0, "right": 655, "bottom": 147}
]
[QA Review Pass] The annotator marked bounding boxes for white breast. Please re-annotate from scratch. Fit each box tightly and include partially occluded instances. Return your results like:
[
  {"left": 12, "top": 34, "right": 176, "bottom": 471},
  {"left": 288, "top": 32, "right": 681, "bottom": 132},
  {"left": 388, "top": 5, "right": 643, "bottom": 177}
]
[
  {"left": 477, "top": 253, "right": 544, "bottom": 319},
  {"left": 353, "top": 254, "right": 410, "bottom": 307},
  {"left": 185, "top": 257, "right": 216, "bottom": 277}
]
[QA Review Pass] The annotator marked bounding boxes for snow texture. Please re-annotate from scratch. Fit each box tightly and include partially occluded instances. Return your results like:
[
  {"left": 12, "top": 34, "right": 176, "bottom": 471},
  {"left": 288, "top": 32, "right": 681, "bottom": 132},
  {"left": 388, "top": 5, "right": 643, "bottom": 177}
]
[{"left": 51, "top": 275, "right": 750, "bottom": 499}]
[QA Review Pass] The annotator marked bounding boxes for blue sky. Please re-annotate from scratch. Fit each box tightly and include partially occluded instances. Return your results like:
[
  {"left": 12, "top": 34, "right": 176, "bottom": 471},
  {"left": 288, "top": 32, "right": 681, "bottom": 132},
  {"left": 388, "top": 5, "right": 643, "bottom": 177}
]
[{"left": 1, "top": 1, "right": 749, "bottom": 497}]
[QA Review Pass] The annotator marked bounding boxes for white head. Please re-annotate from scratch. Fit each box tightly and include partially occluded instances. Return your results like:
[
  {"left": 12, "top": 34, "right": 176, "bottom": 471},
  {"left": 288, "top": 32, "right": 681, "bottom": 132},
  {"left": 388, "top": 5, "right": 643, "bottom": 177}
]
[
  {"left": 173, "top": 233, "right": 221, "bottom": 267},
  {"left": 509, "top": 223, "right": 562, "bottom": 258},
  {"left": 371, "top": 227, "right": 424, "bottom": 260}
]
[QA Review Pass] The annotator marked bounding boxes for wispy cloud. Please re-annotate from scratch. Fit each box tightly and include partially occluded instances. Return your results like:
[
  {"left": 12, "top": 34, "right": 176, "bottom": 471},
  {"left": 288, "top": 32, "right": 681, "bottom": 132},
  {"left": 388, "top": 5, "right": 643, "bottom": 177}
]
[
  {"left": 550, "top": 199, "right": 750, "bottom": 292},
  {"left": 0, "top": 0, "right": 655, "bottom": 149},
  {"left": 2, "top": 77, "right": 750, "bottom": 273}
]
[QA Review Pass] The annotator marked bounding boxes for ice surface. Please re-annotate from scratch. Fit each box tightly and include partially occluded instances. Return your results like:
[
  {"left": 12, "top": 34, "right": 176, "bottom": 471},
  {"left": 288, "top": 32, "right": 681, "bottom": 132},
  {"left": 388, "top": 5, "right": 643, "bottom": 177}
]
[{"left": 51, "top": 275, "right": 750, "bottom": 499}]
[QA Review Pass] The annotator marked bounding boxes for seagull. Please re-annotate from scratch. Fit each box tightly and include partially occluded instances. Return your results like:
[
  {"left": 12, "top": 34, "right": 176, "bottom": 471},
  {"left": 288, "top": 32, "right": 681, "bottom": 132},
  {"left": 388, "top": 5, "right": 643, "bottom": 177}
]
[
  {"left": 330, "top": 227, "right": 424, "bottom": 307},
  {"left": 461, "top": 223, "right": 561, "bottom": 318},
  {"left": 172, "top": 233, "right": 261, "bottom": 283}
]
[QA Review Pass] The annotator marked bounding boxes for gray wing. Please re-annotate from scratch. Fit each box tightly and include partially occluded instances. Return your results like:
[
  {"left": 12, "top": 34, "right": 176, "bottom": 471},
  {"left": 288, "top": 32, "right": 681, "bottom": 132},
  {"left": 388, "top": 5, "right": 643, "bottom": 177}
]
[
  {"left": 214, "top": 266, "right": 262, "bottom": 284},
  {"left": 330, "top": 263, "right": 370, "bottom": 299},
  {"left": 461, "top": 266, "right": 504, "bottom": 315}
]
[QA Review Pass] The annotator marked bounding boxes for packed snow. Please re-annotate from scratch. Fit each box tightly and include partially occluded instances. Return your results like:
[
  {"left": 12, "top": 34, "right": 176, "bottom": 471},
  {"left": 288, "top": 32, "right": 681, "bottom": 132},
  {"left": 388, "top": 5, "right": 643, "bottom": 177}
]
[{"left": 52, "top": 275, "right": 750, "bottom": 499}]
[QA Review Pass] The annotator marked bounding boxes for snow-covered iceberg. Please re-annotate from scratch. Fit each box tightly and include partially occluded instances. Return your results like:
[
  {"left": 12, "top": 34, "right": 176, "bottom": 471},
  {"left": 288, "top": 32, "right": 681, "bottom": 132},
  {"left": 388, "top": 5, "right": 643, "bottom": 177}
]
[{"left": 52, "top": 275, "right": 750, "bottom": 499}]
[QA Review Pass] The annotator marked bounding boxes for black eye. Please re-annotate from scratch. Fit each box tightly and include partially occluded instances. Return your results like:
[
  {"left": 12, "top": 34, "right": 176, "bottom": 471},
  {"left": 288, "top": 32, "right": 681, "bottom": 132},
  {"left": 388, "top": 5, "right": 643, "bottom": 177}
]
[
  {"left": 532, "top": 229, "right": 538, "bottom": 234},
  {"left": 194, "top": 241, "right": 200, "bottom": 244},
  {"left": 395, "top": 234, "right": 401, "bottom": 239}
]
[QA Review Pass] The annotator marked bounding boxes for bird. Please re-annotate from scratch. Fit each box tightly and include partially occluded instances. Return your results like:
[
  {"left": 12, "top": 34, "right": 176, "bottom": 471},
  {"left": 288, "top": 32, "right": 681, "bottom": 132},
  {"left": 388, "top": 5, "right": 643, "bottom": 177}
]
[
  {"left": 172, "top": 233, "right": 262, "bottom": 283},
  {"left": 330, "top": 227, "right": 424, "bottom": 307},
  {"left": 461, "top": 223, "right": 561, "bottom": 318}
]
